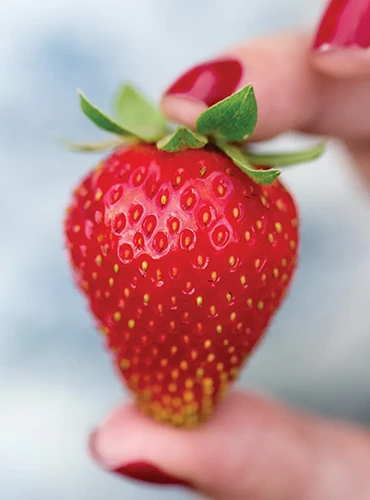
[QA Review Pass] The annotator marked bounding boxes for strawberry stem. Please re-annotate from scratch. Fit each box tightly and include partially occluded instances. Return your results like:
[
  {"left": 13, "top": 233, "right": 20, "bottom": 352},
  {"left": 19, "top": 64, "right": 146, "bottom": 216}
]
[{"left": 62, "top": 83, "right": 326, "bottom": 185}]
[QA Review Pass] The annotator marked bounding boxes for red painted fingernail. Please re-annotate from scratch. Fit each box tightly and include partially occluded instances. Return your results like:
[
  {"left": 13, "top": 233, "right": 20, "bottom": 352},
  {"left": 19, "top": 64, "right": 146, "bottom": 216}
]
[
  {"left": 165, "top": 58, "right": 243, "bottom": 107},
  {"left": 89, "top": 431, "right": 192, "bottom": 488},
  {"left": 313, "top": 0, "right": 370, "bottom": 50},
  {"left": 113, "top": 461, "right": 192, "bottom": 487}
]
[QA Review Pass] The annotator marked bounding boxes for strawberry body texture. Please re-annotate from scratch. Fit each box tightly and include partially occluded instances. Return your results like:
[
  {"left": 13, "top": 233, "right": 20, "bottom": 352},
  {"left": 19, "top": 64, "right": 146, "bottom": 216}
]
[{"left": 65, "top": 144, "right": 299, "bottom": 427}]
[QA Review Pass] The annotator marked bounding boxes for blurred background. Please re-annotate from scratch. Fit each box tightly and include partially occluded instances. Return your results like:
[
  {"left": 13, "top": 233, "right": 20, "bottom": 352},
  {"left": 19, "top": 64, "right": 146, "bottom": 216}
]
[{"left": 1, "top": 0, "right": 370, "bottom": 498}]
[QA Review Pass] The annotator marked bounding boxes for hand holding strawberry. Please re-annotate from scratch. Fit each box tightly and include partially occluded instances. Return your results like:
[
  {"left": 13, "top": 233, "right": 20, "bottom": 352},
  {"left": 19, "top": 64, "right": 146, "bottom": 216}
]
[{"left": 82, "top": 1, "right": 370, "bottom": 498}]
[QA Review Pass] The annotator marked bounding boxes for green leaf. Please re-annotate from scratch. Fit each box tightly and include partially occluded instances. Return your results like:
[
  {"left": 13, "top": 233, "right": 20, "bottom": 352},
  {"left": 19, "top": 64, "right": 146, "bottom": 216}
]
[
  {"left": 115, "top": 84, "right": 167, "bottom": 142},
  {"left": 217, "top": 140, "right": 280, "bottom": 185},
  {"left": 245, "top": 141, "right": 326, "bottom": 166},
  {"left": 196, "top": 85, "right": 257, "bottom": 142},
  {"left": 157, "top": 126, "right": 208, "bottom": 152},
  {"left": 78, "top": 90, "right": 135, "bottom": 138},
  {"left": 56, "top": 137, "right": 123, "bottom": 153}
]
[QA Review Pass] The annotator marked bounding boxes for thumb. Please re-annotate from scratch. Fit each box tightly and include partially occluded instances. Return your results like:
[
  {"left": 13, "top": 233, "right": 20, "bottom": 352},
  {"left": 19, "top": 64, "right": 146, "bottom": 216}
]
[
  {"left": 89, "top": 391, "right": 370, "bottom": 500},
  {"left": 311, "top": 0, "right": 370, "bottom": 78}
]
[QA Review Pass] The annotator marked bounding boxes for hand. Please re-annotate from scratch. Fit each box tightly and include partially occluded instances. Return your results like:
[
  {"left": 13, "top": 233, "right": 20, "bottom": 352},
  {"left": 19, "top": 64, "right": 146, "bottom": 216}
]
[{"left": 89, "top": 1, "right": 370, "bottom": 498}]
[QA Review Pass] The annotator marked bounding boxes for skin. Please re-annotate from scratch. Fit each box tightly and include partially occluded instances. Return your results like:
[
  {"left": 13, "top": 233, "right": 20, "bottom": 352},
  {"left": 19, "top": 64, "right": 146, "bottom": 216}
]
[{"left": 90, "top": 32, "right": 370, "bottom": 499}]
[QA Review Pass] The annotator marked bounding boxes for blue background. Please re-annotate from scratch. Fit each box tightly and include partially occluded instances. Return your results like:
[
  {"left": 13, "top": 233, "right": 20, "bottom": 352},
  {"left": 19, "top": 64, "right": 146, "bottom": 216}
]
[{"left": 1, "top": 0, "right": 370, "bottom": 498}]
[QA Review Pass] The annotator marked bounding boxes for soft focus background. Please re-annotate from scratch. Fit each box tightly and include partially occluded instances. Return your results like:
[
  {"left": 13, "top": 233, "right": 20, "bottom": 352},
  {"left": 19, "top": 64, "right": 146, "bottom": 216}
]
[{"left": 1, "top": 0, "right": 370, "bottom": 499}]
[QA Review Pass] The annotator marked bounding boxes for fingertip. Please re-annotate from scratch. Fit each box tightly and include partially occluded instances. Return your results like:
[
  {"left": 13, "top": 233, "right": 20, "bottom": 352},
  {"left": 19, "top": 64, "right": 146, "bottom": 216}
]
[
  {"left": 89, "top": 405, "right": 193, "bottom": 487},
  {"left": 310, "top": 47, "right": 370, "bottom": 78},
  {"left": 310, "top": 0, "right": 370, "bottom": 78},
  {"left": 87, "top": 393, "right": 244, "bottom": 473},
  {"left": 89, "top": 404, "right": 142, "bottom": 470},
  {"left": 160, "top": 94, "right": 207, "bottom": 129}
]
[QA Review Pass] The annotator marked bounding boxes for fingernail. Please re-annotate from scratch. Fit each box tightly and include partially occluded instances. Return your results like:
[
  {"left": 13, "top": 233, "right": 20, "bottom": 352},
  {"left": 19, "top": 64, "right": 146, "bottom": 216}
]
[
  {"left": 313, "top": 0, "right": 370, "bottom": 50},
  {"left": 113, "top": 462, "right": 192, "bottom": 487},
  {"left": 165, "top": 57, "right": 243, "bottom": 106},
  {"left": 89, "top": 431, "right": 191, "bottom": 488}
]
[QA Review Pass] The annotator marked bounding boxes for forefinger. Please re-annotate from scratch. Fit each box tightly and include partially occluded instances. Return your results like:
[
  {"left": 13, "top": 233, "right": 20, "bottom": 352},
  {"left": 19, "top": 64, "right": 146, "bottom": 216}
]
[{"left": 160, "top": 33, "right": 370, "bottom": 143}]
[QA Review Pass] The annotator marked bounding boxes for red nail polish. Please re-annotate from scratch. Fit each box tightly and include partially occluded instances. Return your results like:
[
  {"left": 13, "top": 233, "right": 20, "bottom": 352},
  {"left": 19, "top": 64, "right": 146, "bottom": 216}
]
[
  {"left": 165, "top": 58, "right": 243, "bottom": 107},
  {"left": 313, "top": 0, "right": 370, "bottom": 50},
  {"left": 113, "top": 461, "right": 192, "bottom": 487}
]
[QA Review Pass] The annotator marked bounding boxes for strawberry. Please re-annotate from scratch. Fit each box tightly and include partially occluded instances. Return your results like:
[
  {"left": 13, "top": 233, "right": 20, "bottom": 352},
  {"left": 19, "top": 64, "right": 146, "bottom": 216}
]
[{"left": 64, "top": 84, "right": 324, "bottom": 427}]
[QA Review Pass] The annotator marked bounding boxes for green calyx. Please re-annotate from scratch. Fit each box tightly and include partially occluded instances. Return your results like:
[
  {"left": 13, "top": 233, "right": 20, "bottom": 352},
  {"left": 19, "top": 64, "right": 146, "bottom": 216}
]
[{"left": 65, "top": 83, "right": 325, "bottom": 185}]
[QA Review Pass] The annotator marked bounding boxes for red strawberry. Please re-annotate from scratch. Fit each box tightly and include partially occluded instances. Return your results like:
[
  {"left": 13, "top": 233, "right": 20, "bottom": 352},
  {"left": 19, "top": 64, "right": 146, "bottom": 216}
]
[{"left": 64, "top": 84, "right": 323, "bottom": 426}]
